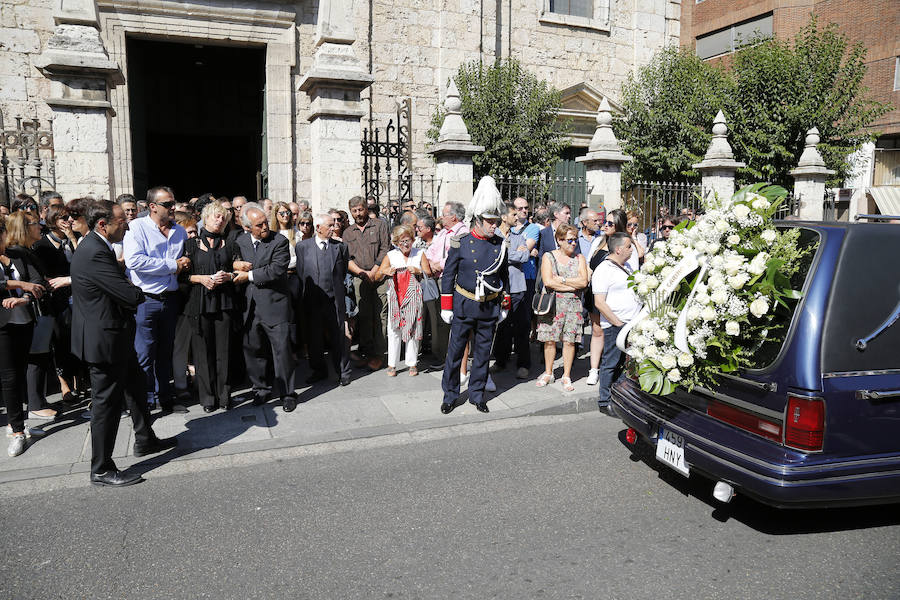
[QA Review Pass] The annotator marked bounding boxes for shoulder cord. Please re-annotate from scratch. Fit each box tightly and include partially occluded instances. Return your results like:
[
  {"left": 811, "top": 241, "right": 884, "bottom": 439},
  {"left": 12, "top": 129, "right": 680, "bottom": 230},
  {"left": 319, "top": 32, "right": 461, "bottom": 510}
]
[{"left": 474, "top": 239, "right": 507, "bottom": 301}]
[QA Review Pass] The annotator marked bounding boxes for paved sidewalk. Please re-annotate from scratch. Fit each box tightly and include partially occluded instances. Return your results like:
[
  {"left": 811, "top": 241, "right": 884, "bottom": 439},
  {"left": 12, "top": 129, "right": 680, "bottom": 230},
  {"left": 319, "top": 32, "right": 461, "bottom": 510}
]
[{"left": 0, "top": 347, "right": 603, "bottom": 484}]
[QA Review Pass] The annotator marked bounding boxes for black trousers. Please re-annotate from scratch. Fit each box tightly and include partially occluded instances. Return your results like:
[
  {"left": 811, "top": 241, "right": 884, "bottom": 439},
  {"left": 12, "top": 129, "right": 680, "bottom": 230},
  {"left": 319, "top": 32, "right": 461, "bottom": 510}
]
[
  {"left": 26, "top": 353, "right": 50, "bottom": 411},
  {"left": 243, "top": 317, "right": 296, "bottom": 399},
  {"left": 493, "top": 290, "right": 532, "bottom": 369},
  {"left": 305, "top": 300, "right": 351, "bottom": 378},
  {"left": 0, "top": 322, "right": 33, "bottom": 434},
  {"left": 191, "top": 312, "right": 232, "bottom": 409},
  {"left": 87, "top": 350, "right": 158, "bottom": 475},
  {"left": 172, "top": 313, "right": 192, "bottom": 399},
  {"left": 441, "top": 315, "right": 497, "bottom": 406}
]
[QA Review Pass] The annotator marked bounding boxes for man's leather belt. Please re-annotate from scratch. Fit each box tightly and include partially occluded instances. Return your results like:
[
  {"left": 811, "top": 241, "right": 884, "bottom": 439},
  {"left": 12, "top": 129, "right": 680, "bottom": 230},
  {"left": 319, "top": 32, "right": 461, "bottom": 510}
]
[
  {"left": 455, "top": 285, "right": 499, "bottom": 302},
  {"left": 144, "top": 291, "right": 176, "bottom": 301}
]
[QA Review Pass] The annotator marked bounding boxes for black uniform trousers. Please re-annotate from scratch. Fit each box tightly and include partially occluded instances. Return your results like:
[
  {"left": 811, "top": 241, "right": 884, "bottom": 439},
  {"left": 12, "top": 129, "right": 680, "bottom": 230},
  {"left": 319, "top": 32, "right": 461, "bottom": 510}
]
[
  {"left": 191, "top": 312, "right": 232, "bottom": 409},
  {"left": 441, "top": 315, "right": 497, "bottom": 406},
  {"left": 87, "top": 350, "right": 157, "bottom": 475}
]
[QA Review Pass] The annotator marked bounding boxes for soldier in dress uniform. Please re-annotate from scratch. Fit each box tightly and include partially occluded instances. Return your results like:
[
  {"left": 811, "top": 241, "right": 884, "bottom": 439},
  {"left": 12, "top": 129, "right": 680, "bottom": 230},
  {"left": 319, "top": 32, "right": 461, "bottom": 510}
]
[{"left": 440, "top": 177, "right": 511, "bottom": 414}]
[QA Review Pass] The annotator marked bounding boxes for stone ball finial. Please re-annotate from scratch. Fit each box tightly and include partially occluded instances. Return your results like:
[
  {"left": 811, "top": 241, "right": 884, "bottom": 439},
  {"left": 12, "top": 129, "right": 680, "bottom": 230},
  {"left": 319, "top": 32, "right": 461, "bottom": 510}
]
[
  {"left": 805, "top": 127, "right": 820, "bottom": 147},
  {"left": 444, "top": 79, "right": 462, "bottom": 114},
  {"left": 712, "top": 110, "right": 727, "bottom": 136},
  {"left": 596, "top": 97, "right": 613, "bottom": 127}
]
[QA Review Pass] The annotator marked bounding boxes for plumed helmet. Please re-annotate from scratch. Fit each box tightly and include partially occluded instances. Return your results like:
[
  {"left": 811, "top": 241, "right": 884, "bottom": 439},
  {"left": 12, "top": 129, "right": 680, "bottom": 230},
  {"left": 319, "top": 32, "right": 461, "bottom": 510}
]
[{"left": 466, "top": 176, "right": 505, "bottom": 224}]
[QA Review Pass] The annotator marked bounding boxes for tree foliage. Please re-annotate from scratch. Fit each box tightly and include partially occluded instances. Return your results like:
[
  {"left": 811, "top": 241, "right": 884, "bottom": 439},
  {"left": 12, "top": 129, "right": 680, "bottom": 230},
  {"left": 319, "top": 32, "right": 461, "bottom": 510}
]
[
  {"left": 615, "top": 16, "right": 892, "bottom": 187},
  {"left": 428, "top": 59, "right": 568, "bottom": 178}
]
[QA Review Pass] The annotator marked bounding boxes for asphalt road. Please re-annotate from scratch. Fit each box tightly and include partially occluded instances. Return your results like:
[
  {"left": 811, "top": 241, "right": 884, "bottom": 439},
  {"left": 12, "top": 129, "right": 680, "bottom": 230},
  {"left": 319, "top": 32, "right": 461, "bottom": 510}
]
[{"left": 1, "top": 413, "right": 898, "bottom": 600}]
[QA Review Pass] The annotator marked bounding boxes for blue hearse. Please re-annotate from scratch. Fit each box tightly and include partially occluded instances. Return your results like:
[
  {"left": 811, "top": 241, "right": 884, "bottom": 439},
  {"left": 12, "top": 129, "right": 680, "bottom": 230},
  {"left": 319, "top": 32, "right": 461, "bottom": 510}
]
[{"left": 611, "top": 219, "right": 900, "bottom": 508}]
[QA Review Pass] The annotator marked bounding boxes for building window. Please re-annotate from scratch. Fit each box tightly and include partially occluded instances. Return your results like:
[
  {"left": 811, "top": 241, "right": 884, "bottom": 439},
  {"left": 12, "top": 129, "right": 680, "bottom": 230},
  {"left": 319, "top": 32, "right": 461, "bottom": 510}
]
[
  {"left": 540, "top": 0, "right": 610, "bottom": 32},
  {"left": 549, "top": 0, "right": 592, "bottom": 19},
  {"left": 894, "top": 57, "right": 899, "bottom": 91},
  {"left": 696, "top": 13, "right": 773, "bottom": 60}
]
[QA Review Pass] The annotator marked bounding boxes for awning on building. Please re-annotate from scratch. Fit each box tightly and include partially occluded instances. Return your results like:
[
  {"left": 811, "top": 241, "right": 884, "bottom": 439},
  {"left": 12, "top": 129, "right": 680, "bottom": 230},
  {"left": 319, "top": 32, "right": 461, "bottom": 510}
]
[{"left": 867, "top": 186, "right": 900, "bottom": 215}]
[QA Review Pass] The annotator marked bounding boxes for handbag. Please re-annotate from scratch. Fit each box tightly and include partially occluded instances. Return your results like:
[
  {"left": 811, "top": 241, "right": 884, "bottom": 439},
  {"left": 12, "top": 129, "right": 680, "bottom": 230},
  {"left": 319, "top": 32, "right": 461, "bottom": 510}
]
[
  {"left": 29, "top": 301, "right": 55, "bottom": 354},
  {"left": 531, "top": 253, "right": 558, "bottom": 316},
  {"left": 422, "top": 276, "right": 440, "bottom": 302}
]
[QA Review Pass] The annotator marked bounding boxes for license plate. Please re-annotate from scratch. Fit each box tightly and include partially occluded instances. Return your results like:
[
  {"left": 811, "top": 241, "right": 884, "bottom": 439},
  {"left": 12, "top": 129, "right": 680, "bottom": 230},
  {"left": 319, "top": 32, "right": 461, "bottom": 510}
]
[{"left": 656, "top": 427, "right": 690, "bottom": 477}]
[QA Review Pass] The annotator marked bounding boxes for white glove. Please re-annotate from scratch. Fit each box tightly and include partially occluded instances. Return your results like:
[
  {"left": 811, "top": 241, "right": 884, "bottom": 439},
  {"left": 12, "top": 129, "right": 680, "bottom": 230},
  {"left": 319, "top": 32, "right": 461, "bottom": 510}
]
[
  {"left": 441, "top": 310, "right": 453, "bottom": 324},
  {"left": 499, "top": 309, "right": 509, "bottom": 323}
]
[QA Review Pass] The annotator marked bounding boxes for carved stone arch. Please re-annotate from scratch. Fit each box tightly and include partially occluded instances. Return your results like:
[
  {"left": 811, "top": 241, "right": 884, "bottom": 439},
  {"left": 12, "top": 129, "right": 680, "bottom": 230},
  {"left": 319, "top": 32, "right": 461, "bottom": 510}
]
[{"left": 557, "top": 82, "right": 622, "bottom": 148}]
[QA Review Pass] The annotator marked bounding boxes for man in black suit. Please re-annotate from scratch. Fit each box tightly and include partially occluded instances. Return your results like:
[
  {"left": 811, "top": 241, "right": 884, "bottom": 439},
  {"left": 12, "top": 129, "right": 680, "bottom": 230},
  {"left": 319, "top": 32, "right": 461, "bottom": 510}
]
[
  {"left": 295, "top": 213, "right": 351, "bottom": 386},
  {"left": 233, "top": 203, "right": 297, "bottom": 411},
  {"left": 70, "top": 200, "right": 176, "bottom": 487}
]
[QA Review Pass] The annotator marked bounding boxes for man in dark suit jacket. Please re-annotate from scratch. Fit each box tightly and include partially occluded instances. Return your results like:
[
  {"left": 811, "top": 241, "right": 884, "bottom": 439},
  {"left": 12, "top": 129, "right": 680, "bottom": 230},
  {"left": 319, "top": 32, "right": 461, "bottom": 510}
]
[
  {"left": 537, "top": 202, "right": 580, "bottom": 264},
  {"left": 70, "top": 200, "right": 175, "bottom": 487},
  {"left": 295, "top": 213, "right": 351, "bottom": 386},
  {"left": 233, "top": 203, "right": 297, "bottom": 411}
]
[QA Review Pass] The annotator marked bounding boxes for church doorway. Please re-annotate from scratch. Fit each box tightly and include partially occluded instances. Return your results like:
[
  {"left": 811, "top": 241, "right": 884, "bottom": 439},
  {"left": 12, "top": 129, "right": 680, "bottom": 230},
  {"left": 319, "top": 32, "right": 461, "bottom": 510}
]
[{"left": 126, "top": 38, "right": 266, "bottom": 202}]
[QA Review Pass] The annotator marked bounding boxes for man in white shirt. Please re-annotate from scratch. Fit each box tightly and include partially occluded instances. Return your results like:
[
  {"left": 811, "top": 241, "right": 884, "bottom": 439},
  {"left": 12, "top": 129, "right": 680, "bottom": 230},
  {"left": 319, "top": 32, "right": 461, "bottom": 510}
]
[{"left": 592, "top": 232, "right": 642, "bottom": 409}]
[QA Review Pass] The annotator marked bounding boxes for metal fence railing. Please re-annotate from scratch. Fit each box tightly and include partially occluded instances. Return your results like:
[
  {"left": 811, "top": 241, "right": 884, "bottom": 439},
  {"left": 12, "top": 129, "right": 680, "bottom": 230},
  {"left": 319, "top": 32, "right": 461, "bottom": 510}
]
[
  {"left": 487, "top": 173, "right": 589, "bottom": 214},
  {"left": 622, "top": 180, "right": 704, "bottom": 234}
]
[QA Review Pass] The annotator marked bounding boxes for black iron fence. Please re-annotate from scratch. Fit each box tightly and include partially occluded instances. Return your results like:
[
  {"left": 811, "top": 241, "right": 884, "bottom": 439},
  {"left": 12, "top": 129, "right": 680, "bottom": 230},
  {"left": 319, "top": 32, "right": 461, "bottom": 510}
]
[
  {"left": 487, "top": 173, "right": 589, "bottom": 213},
  {"left": 375, "top": 173, "right": 441, "bottom": 222},
  {"left": 1, "top": 112, "right": 56, "bottom": 206},
  {"left": 622, "top": 180, "right": 704, "bottom": 233}
]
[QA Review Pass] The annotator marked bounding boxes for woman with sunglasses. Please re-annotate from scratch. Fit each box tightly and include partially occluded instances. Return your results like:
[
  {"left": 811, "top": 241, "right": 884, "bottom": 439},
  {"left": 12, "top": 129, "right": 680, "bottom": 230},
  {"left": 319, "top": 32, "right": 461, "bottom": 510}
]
[
  {"left": 535, "top": 224, "right": 589, "bottom": 391},
  {"left": 297, "top": 211, "right": 314, "bottom": 241},
  {"left": 65, "top": 197, "right": 91, "bottom": 248},
  {"left": 626, "top": 210, "right": 648, "bottom": 261},
  {"left": 32, "top": 204, "right": 82, "bottom": 407}
]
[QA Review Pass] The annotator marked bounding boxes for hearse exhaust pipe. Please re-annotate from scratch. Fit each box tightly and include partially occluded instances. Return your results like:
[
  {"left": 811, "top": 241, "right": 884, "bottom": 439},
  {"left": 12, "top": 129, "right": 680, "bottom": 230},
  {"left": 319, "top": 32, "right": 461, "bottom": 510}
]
[{"left": 713, "top": 481, "right": 736, "bottom": 503}]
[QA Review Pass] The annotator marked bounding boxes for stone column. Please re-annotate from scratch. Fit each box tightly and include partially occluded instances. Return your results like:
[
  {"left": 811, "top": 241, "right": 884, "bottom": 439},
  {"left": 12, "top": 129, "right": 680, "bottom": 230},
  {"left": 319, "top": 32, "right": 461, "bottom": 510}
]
[
  {"left": 427, "top": 80, "right": 483, "bottom": 209},
  {"left": 576, "top": 98, "right": 631, "bottom": 212},
  {"left": 692, "top": 111, "right": 745, "bottom": 201},
  {"left": 298, "top": 0, "right": 373, "bottom": 214},
  {"left": 790, "top": 127, "right": 835, "bottom": 221},
  {"left": 33, "top": 0, "right": 120, "bottom": 199}
]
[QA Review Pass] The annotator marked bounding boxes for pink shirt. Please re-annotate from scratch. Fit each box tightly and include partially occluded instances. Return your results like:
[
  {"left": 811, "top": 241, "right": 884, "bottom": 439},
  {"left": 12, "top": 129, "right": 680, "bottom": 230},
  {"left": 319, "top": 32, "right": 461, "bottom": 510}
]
[{"left": 425, "top": 221, "right": 468, "bottom": 270}]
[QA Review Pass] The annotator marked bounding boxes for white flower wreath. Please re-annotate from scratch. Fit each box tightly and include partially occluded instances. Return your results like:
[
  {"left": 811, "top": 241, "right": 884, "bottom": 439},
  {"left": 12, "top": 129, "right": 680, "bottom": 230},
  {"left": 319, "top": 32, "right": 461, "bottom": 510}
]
[{"left": 618, "top": 184, "right": 816, "bottom": 395}]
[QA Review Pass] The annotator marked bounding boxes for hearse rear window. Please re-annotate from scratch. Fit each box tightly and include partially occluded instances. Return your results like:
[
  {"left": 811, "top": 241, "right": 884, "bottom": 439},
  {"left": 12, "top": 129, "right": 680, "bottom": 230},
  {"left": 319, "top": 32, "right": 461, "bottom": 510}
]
[
  {"left": 823, "top": 224, "right": 900, "bottom": 373},
  {"left": 746, "top": 226, "right": 820, "bottom": 370}
]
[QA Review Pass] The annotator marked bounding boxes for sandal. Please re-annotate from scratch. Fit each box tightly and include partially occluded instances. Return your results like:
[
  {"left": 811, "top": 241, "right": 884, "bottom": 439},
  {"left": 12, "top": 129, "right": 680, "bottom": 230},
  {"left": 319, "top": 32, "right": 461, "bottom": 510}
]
[
  {"left": 561, "top": 377, "right": 575, "bottom": 392},
  {"left": 536, "top": 372, "right": 555, "bottom": 387},
  {"left": 408, "top": 366, "right": 418, "bottom": 377},
  {"left": 386, "top": 367, "right": 397, "bottom": 377}
]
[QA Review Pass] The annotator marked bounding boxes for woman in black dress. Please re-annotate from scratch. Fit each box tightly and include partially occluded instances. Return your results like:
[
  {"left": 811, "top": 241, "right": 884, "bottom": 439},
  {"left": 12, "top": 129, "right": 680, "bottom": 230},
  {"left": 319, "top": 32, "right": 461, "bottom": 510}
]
[
  {"left": 182, "top": 201, "right": 238, "bottom": 412},
  {"left": 32, "top": 204, "right": 81, "bottom": 406}
]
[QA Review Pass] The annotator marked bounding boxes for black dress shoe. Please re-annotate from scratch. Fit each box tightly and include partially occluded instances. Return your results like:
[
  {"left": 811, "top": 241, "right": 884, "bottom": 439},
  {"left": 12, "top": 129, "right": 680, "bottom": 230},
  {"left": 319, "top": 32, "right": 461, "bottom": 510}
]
[
  {"left": 90, "top": 470, "right": 143, "bottom": 487},
  {"left": 474, "top": 402, "right": 489, "bottom": 413},
  {"left": 203, "top": 406, "right": 215, "bottom": 413},
  {"left": 222, "top": 400, "right": 234, "bottom": 411},
  {"left": 282, "top": 395, "right": 298, "bottom": 413},
  {"left": 440, "top": 402, "right": 456, "bottom": 414},
  {"left": 161, "top": 403, "right": 189, "bottom": 414},
  {"left": 340, "top": 376, "right": 351, "bottom": 386},
  {"left": 251, "top": 394, "right": 268, "bottom": 407},
  {"left": 134, "top": 436, "right": 177, "bottom": 457},
  {"left": 306, "top": 371, "right": 328, "bottom": 384}
]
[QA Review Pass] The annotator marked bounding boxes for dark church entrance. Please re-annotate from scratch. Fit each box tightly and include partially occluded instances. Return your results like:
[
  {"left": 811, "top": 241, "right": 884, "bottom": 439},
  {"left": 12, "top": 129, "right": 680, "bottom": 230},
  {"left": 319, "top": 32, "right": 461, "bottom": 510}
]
[{"left": 126, "top": 38, "right": 266, "bottom": 202}]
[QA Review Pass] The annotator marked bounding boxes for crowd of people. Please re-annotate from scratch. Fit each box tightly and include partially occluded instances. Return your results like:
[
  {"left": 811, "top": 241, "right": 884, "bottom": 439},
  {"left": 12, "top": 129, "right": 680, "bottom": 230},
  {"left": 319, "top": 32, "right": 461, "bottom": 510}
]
[{"left": 0, "top": 184, "right": 693, "bottom": 483}]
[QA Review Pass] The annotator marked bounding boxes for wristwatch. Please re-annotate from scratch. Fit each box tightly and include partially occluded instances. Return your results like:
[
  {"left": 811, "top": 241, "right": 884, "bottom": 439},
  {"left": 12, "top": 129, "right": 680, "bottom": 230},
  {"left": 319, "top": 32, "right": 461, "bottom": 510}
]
[{"left": 561, "top": 276, "right": 567, "bottom": 283}]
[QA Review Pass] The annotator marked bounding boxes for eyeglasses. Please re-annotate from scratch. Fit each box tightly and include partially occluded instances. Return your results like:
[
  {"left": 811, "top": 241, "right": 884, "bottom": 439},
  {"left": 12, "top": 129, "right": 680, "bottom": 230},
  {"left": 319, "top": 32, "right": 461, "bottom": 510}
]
[
  {"left": 299, "top": 221, "right": 312, "bottom": 226},
  {"left": 156, "top": 201, "right": 175, "bottom": 209},
  {"left": 604, "top": 221, "right": 615, "bottom": 227},
  {"left": 563, "top": 238, "right": 577, "bottom": 245},
  {"left": 22, "top": 204, "right": 38, "bottom": 211},
  {"left": 661, "top": 225, "right": 675, "bottom": 230},
  {"left": 515, "top": 206, "right": 528, "bottom": 211},
  {"left": 626, "top": 222, "right": 638, "bottom": 229},
  {"left": 69, "top": 212, "right": 81, "bottom": 219},
  {"left": 277, "top": 211, "right": 291, "bottom": 216}
]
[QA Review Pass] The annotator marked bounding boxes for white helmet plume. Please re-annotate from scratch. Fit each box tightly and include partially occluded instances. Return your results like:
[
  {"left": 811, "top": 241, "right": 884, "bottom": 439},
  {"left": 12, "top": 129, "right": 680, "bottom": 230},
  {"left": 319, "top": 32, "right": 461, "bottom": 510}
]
[{"left": 465, "top": 175, "right": 505, "bottom": 225}]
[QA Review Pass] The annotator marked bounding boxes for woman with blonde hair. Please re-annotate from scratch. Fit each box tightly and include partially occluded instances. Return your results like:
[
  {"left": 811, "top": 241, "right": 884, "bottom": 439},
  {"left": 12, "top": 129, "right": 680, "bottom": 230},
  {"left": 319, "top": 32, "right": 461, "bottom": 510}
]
[{"left": 377, "top": 224, "right": 432, "bottom": 376}]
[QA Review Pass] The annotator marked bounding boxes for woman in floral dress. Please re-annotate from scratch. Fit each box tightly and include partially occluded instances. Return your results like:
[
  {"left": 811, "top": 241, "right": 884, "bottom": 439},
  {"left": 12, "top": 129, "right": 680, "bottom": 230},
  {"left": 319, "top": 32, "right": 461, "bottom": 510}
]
[{"left": 536, "top": 223, "right": 589, "bottom": 391}]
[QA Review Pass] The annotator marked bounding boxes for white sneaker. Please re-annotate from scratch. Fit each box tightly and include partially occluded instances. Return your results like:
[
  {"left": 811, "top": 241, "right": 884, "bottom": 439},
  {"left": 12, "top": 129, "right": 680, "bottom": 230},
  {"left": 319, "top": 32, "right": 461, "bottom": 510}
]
[
  {"left": 6, "top": 425, "right": 46, "bottom": 439},
  {"left": 516, "top": 367, "right": 530, "bottom": 379},
  {"left": 7, "top": 434, "right": 26, "bottom": 457},
  {"left": 586, "top": 368, "right": 600, "bottom": 385}
]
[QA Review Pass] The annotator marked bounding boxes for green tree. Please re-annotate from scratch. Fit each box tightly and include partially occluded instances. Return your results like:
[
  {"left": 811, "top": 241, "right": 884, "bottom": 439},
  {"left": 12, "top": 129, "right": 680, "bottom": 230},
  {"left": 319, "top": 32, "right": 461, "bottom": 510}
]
[
  {"left": 428, "top": 59, "right": 568, "bottom": 178},
  {"left": 615, "top": 16, "right": 891, "bottom": 187}
]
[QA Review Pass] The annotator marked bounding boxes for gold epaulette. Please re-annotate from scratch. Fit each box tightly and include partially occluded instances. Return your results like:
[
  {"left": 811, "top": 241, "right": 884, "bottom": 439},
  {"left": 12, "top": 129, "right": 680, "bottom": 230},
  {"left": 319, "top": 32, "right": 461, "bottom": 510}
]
[{"left": 449, "top": 233, "right": 464, "bottom": 248}]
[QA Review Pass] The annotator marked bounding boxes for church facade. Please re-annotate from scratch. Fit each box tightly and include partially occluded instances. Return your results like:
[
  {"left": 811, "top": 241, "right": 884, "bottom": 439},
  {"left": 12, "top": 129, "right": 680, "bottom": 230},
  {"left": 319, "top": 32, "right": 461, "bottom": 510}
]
[{"left": 0, "top": 0, "right": 680, "bottom": 211}]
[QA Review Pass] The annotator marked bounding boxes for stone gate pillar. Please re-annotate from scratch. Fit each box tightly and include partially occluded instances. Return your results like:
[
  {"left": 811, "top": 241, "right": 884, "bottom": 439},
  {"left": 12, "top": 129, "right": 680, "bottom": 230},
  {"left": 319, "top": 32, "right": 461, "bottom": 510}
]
[
  {"left": 790, "top": 128, "right": 834, "bottom": 221},
  {"left": 299, "top": 0, "right": 373, "bottom": 214},
  {"left": 34, "top": 0, "right": 120, "bottom": 199},
  {"left": 576, "top": 98, "right": 631, "bottom": 212},
  {"left": 692, "top": 111, "right": 745, "bottom": 201},
  {"left": 427, "top": 80, "right": 483, "bottom": 209}
]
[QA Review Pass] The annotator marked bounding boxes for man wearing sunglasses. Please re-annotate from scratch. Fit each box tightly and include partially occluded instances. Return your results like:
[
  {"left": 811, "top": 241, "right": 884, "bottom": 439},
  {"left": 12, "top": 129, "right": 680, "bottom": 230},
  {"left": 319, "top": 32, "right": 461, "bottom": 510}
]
[{"left": 123, "top": 185, "right": 191, "bottom": 414}]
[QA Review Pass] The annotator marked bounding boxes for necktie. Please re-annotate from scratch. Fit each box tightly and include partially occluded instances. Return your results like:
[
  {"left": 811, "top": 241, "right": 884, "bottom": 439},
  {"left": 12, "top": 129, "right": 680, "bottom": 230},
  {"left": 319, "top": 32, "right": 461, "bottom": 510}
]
[
  {"left": 253, "top": 240, "right": 260, "bottom": 253},
  {"left": 319, "top": 241, "right": 326, "bottom": 252}
]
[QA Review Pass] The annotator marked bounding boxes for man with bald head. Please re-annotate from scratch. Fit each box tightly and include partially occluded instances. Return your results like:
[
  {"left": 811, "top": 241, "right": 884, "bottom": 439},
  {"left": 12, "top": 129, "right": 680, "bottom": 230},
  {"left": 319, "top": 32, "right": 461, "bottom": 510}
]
[{"left": 232, "top": 202, "right": 298, "bottom": 411}]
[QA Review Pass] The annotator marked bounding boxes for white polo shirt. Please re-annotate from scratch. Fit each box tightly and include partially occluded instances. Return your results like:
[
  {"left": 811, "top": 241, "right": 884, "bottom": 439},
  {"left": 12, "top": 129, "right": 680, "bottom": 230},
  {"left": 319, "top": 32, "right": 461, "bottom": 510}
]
[{"left": 591, "top": 259, "right": 642, "bottom": 329}]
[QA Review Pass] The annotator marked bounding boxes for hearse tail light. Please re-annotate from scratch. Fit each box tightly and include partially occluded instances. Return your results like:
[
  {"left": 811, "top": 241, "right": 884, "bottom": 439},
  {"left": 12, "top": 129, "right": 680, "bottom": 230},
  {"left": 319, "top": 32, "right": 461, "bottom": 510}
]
[
  {"left": 784, "top": 395, "right": 825, "bottom": 452},
  {"left": 625, "top": 428, "right": 637, "bottom": 445},
  {"left": 706, "top": 400, "right": 782, "bottom": 443}
]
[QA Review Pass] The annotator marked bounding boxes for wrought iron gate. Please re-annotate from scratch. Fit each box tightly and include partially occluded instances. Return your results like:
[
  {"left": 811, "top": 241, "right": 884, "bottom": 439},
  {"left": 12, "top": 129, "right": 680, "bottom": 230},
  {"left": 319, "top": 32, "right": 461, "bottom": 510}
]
[
  {"left": 0, "top": 112, "right": 56, "bottom": 206},
  {"left": 361, "top": 98, "right": 412, "bottom": 211}
]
